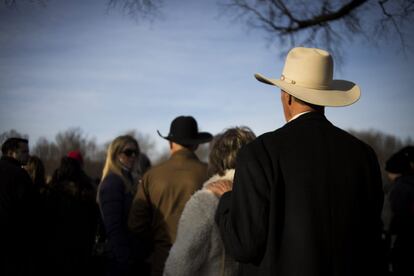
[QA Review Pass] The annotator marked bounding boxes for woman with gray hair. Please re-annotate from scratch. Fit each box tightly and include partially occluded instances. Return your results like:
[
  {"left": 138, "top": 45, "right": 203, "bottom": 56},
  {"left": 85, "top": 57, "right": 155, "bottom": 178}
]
[{"left": 163, "top": 126, "right": 256, "bottom": 276}]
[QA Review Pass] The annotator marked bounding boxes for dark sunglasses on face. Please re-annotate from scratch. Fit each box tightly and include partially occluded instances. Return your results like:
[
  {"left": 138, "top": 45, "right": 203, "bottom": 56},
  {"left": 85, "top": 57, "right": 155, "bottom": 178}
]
[{"left": 122, "top": 149, "right": 139, "bottom": 157}]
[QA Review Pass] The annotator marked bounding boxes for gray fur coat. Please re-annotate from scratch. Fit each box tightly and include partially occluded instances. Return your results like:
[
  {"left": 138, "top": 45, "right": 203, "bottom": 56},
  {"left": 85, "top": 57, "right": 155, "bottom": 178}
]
[{"left": 163, "top": 170, "right": 238, "bottom": 276}]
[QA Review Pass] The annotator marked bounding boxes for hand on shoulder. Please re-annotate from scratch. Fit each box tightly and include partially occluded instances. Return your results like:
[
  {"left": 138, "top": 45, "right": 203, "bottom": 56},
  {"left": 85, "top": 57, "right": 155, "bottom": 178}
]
[{"left": 205, "top": 180, "right": 233, "bottom": 197}]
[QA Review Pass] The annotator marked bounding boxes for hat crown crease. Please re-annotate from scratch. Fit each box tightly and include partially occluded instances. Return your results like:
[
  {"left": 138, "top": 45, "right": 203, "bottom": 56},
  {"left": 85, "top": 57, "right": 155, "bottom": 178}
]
[
  {"left": 282, "top": 47, "right": 334, "bottom": 90},
  {"left": 170, "top": 118, "right": 198, "bottom": 138}
]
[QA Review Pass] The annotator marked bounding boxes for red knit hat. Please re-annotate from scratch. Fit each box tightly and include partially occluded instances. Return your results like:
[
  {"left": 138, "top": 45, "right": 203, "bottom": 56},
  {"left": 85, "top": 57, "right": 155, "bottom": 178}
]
[{"left": 67, "top": 150, "right": 83, "bottom": 164}]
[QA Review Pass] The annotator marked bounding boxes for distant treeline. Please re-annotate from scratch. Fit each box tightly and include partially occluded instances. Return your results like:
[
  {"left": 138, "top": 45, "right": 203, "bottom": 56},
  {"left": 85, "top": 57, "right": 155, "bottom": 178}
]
[
  {"left": 0, "top": 127, "right": 209, "bottom": 180},
  {"left": 1, "top": 127, "right": 412, "bottom": 184}
]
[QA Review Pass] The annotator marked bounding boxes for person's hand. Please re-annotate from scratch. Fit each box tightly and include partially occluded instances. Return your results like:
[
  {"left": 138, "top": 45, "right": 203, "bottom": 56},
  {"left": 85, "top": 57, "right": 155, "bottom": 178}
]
[{"left": 206, "top": 180, "right": 233, "bottom": 197}]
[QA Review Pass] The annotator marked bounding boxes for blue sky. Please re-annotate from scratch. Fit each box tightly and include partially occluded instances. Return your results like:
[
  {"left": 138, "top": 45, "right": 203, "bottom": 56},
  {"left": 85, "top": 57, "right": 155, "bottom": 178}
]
[{"left": 1, "top": 0, "right": 413, "bottom": 156}]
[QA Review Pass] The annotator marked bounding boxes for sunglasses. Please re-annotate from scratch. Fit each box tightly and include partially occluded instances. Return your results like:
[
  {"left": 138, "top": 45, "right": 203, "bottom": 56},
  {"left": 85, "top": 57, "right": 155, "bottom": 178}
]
[{"left": 122, "top": 149, "right": 139, "bottom": 157}]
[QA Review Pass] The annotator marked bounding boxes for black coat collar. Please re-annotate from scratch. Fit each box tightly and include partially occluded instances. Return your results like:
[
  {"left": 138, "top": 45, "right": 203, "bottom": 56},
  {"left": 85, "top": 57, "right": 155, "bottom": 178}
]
[
  {"left": 285, "top": 111, "right": 328, "bottom": 127},
  {"left": 0, "top": 155, "right": 22, "bottom": 167}
]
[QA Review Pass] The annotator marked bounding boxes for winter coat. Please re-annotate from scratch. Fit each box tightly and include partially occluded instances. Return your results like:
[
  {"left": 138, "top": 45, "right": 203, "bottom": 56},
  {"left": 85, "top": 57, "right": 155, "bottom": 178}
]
[
  {"left": 98, "top": 171, "right": 138, "bottom": 275},
  {"left": 128, "top": 148, "right": 208, "bottom": 276},
  {"left": 389, "top": 173, "right": 414, "bottom": 275},
  {"left": 0, "top": 156, "right": 39, "bottom": 275},
  {"left": 164, "top": 169, "right": 238, "bottom": 276},
  {"left": 42, "top": 174, "right": 98, "bottom": 275},
  {"left": 215, "top": 112, "right": 385, "bottom": 276}
]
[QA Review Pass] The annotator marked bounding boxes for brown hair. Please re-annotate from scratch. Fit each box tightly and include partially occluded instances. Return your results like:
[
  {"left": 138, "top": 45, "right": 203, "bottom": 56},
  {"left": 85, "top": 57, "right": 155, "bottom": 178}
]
[{"left": 208, "top": 126, "right": 256, "bottom": 176}]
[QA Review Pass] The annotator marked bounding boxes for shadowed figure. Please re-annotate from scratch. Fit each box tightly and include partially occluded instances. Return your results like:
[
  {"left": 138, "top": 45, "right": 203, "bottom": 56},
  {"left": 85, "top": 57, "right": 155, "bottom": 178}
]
[
  {"left": 164, "top": 126, "right": 256, "bottom": 276},
  {"left": 42, "top": 156, "right": 98, "bottom": 276},
  {"left": 209, "top": 47, "right": 385, "bottom": 276},
  {"left": 385, "top": 148, "right": 414, "bottom": 276},
  {"left": 0, "top": 137, "right": 40, "bottom": 276},
  {"left": 97, "top": 135, "right": 149, "bottom": 276},
  {"left": 128, "top": 116, "right": 212, "bottom": 276}
]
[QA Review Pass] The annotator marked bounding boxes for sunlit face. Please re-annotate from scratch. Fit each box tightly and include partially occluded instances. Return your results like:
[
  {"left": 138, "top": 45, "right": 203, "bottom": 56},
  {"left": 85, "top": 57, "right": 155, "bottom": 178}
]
[
  {"left": 12, "top": 142, "right": 30, "bottom": 166},
  {"left": 118, "top": 142, "right": 138, "bottom": 170}
]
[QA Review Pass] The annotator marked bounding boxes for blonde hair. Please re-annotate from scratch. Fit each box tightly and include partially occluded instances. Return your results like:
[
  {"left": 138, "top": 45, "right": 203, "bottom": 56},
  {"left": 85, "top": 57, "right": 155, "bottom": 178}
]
[
  {"left": 208, "top": 126, "right": 256, "bottom": 176},
  {"left": 101, "top": 135, "right": 139, "bottom": 191}
]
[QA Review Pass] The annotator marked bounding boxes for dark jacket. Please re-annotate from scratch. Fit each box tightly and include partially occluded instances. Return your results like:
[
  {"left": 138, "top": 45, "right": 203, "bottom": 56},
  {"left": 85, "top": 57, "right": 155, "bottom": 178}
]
[
  {"left": 42, "top": 173, "right": 98, "bottom": 275},
  {"left": 389, "top": 174, "right": 414, "bottom": 238},
  {"left": 215, "top": 112, "right": 384, "bottom": 276},
  {"left": 389, "top": 173, "right": 414, "bottom": 275},
  {"left": 0, "top": 156, "right": 39, "bottom": 275},
  {"left": 99, "top": 172, "right": 134, "bottom": 261},
  {"left": 98, "top": 170, "right": 147, "bottom": 275}
]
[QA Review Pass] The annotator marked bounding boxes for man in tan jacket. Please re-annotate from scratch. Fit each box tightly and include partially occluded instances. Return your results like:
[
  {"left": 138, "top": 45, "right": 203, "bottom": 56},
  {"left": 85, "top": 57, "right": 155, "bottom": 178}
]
[{"left": 128, "top": 116, "right": 212, "bottom": 276}]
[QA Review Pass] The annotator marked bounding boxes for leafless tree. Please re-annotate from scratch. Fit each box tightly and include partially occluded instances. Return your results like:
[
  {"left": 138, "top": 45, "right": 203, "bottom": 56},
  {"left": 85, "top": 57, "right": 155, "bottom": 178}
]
[
  {"left": 2, "top": 0, "right": 162, "bottom": 21},
  {"left": 123, "top": 129, "right": 157, "bottom": 159},
  {"left": 54, "top": 127, "right": 98, "bottom": 158},
  {"left": 348, "top": 128, "right": 413, "bottom": 189},
  {"left": 152, "top": 148, "right": 170, "bottom": 165},
  {"left": 348, "top": 128, "right": 413, "bottom": 229},
  {"left": 107, "top": 0, "right": 162, "bottom": 21},
  {"left": 30, "top": 128, "right": 100, "bottom": 178},
  {"left": 31, "top": 136, "right": 59, "bottom": 160},
  {"left": 2, "top": 0, "right": 47, "bottom": 8},
  {"left": 221, "top": 0, "right": 414, "bottom": 62}
]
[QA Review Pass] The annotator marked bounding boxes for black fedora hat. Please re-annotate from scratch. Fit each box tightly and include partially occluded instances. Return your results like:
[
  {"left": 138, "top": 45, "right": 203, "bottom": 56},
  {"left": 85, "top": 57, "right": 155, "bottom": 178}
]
[{"left": 157, "top": 116, "right": 213, "bottom": 145}]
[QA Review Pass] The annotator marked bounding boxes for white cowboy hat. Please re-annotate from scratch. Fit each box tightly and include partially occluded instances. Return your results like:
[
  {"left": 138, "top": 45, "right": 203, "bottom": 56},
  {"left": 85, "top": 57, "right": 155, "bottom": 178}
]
[{"left": 255, "top": 47, "right": 360, "bottom": 107}]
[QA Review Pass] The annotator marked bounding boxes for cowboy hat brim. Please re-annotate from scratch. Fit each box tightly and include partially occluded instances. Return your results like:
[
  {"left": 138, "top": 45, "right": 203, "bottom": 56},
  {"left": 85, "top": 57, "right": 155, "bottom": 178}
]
[
  {"left": 157, "top": 130, "right": 213, "bottom": 145},
  {"left": 255, "top": 73, "right": 361, "bottom": 107}
]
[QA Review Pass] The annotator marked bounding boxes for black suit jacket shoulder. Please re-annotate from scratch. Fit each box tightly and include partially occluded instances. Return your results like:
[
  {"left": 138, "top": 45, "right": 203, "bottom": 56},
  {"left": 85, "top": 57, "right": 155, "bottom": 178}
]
[{"left": 216, "top": 112, "right": 384, "bottom": 276}]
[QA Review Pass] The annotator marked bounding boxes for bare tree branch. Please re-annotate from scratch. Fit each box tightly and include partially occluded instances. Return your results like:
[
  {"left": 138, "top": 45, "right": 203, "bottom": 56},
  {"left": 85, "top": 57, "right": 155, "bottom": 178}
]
[
  {"left": 221, "top": 0, "right": 414, "bottom": 62},
  {"left": 289, "top": 0, "right": 367, "bottom": 33},
  {"left": 226, "top": 0, "right": 368, "bottom": 34},
  {"left": 2, "top": 1, "right": 162, "bottom": 21},
  {"left": 377, "top": 0, "right": 413, "bottom": 54},
  {"left": 107, "top": 0, "right": 162, "bottom": 22},
  {"left": 3, "top": 0, "right": 17, "bottom": 6},
  {"left": 2, "top": 0, "right": 47, "bottom": 8}
]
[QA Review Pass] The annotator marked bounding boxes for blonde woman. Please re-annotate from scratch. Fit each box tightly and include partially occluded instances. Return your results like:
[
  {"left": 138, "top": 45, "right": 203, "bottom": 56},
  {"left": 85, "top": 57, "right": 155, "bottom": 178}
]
[
  {"left": 164, "top": 127, "right": 256, "bottom": 276},
  {"left": 97, "top": 135, "right": 146, "bottom": 276}
]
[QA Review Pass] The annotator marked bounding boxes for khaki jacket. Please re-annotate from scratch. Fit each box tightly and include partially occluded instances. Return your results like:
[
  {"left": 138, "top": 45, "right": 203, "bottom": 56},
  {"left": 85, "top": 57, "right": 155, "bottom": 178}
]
[{"left": 128, "top": 148, "right": 208, "bottom": 276}]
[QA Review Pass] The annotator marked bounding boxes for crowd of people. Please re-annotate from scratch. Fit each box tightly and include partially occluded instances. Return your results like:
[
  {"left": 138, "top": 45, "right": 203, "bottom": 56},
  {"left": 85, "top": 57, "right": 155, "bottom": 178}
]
[{"left": 1, "top": 47, "right": 413, "bottom": 276}]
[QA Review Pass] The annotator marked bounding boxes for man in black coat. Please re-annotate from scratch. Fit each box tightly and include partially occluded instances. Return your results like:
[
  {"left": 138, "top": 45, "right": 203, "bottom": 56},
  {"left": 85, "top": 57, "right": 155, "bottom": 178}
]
[
  {"left": 208, "top": 47, "right": 385, "bottom": 276},
  {"left": 385, "top": 150, "right": 414, "bottom": 275},
  {"left": 0, "top": 137, "right": 39, "bottom": 275}
]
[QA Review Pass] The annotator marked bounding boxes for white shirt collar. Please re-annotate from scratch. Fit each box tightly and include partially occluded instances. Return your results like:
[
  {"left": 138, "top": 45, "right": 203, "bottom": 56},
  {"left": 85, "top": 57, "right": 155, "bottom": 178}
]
[{"left": 288, "top": 111, "right": 312, "bottom": 122}]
